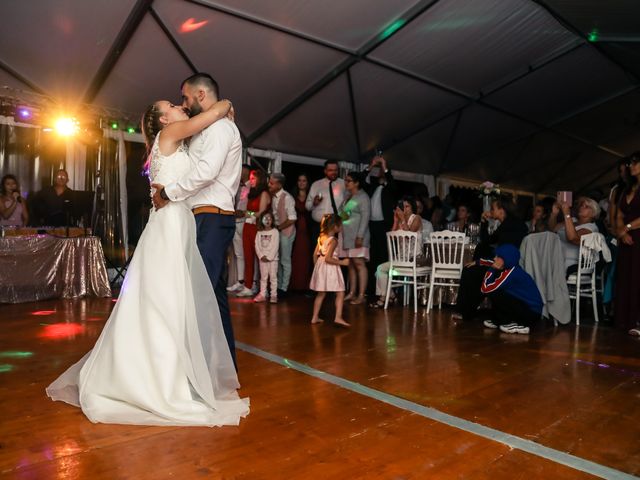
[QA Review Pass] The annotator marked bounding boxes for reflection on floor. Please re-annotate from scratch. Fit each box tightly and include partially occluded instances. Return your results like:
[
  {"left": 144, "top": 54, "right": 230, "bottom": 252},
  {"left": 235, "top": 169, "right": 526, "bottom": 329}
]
[{"left": 1, "top": 293, "right": 639, "bottom": 479}]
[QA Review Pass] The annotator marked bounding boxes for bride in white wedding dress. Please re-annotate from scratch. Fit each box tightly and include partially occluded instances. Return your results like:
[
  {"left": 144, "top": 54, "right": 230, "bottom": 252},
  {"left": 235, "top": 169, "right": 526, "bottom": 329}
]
[{"left": 46, "top": 99, "right": 249, "bottom": 426}]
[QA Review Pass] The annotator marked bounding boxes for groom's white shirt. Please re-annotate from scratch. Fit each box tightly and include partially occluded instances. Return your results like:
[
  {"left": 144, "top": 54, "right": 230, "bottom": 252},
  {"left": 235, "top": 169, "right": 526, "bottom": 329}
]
[{"left": 164, "top": 118, "right": 242, "bottom": 211}]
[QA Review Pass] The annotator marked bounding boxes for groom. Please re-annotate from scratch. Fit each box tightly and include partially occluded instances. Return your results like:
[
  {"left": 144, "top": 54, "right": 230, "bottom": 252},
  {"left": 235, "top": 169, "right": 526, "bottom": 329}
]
[{"left": 152, "top": 73, "right": 242, "bottom": 369}]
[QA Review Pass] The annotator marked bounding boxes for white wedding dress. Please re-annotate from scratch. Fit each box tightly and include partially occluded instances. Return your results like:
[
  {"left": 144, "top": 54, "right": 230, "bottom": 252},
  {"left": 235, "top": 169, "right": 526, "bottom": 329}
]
[{"left": 46, "top": 133, "right": 249, "bottom": 426}]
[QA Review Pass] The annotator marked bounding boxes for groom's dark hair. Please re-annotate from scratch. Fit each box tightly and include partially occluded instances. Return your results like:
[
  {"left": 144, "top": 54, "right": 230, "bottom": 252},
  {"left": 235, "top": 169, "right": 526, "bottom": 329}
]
[{"left": 182, "top": 73, "right": 219, "bottom": 100}]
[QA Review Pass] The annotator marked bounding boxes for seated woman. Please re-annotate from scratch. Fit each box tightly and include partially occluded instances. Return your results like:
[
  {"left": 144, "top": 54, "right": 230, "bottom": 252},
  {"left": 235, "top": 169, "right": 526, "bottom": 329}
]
[
  {"left": 370, "top": 196, "right": 424, "bottom": 308},
  {"left": 0, "top": 174, "right": 29, "bottom": 228},
  {"left": 549, "top": 197, "right": 600, "bottom": 274},
  {"left": 416, "top": 198, "right": 434, "bottom": 245},
  {"left": 448, "top": 204, "right": 472, "bottom": 233},
  {"left": 455, "top": 196, "right": 528, "bottom": 322}
]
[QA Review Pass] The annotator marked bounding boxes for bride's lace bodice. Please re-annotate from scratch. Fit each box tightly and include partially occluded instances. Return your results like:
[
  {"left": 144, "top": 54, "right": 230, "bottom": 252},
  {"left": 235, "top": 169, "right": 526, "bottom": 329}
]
[{"left": 149, "top": 134, "right": 191, "bottom": 196}]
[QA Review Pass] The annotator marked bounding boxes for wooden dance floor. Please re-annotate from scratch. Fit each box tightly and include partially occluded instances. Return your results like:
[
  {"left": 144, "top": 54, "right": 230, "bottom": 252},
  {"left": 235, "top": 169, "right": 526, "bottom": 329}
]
[{"left": 1, "top": 295, "right": 639, "bottom": 479}]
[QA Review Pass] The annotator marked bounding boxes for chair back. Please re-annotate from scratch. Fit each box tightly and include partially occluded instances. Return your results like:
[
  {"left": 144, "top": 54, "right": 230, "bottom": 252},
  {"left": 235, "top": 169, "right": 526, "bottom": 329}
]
[
  {"left": 429, "top": 230, "right": 466, "bottom": 274},
  {"left": 577, "top": 233, "right": 598, "bottom": 276},
  {"left": 387, "top": 231, "right": 420, "bottom": 268}
]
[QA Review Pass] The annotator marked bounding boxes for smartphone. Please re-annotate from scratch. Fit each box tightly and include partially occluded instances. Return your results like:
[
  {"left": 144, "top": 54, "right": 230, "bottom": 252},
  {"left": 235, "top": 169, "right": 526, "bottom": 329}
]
[{"left": 557, "top": 191, "right": 572, "bottom": 205}]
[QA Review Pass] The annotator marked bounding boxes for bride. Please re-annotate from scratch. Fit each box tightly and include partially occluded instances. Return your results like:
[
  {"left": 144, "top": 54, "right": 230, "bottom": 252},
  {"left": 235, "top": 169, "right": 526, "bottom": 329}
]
[{"left": 46, "top": 99, "right": 249, "bottom": 426}]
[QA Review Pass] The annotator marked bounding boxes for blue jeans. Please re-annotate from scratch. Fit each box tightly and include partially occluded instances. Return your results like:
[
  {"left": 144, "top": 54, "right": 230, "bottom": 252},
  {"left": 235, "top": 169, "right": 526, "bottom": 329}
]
[{"left": 195, "top": 213, "right": 237, "bottom": 369}]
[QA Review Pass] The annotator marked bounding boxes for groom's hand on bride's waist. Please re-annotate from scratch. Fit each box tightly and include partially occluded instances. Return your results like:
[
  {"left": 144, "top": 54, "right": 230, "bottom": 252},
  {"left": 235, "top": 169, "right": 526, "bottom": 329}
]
[{"left": 151, "top": 183, "right": 170, "bottom": 210}]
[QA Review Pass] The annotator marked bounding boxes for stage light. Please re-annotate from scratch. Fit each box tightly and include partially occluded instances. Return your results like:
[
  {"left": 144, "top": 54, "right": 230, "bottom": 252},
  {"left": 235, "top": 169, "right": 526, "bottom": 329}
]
[
  {"left": 127, "top": 127, "right": 135, "bottom": 134},
  {"left": 111, "top": 122, "right": 118, "bottom": 130},
  {"left": 18, "top": 108, "right": 32, "bottom": 120},
  {"left": 55, "top": 117, "right": 79, "bottom": 136},
  {"left": 180, "top": 17, "right": 208, "bottom": 33}
]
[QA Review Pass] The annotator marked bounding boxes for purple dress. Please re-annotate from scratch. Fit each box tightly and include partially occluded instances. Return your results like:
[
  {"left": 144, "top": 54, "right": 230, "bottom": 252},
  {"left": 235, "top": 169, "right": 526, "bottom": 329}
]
[
  {"left": 309, "top": 236, "right": 345, "bottom": 292},
  {"left": 615, "top": 189, "right": 640, "bottom": 331},
  {"left": 1, "top": 198, "right": 24, "bottom": 227}
]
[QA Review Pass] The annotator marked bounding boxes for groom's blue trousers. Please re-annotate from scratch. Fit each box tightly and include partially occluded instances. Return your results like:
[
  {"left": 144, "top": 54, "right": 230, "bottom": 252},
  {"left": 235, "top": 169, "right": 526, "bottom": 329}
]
[{"left": 194, "top": 212, "right": 237, "bottom": 369}]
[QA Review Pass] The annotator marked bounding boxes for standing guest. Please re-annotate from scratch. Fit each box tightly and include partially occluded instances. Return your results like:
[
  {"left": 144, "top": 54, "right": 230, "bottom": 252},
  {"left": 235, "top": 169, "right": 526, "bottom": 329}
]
[
  {"left": 481, "top": 245, "right": 543, "bottom": 335},
  {"left": 0, "top": 174, "right": 29, "bottom": 227},
  {"left": 227, "top": 164, "right": 251, "bottom": 293},
  {"left": 306, "top": 160, "right": 345, "bottom": 244},
  {"left": 290, "top": 174, "right": 313, "bottom": 291},
  {"left": 35, "top": 169, "right": 74, "bottom": 226},
  {"left": 268, "top": 173, "right": 297, "bottom": 297},
  {"left": 309, "top": 214, "right": 350, "bottom": 327},
  {"left": 254, "top": 211, "right": 279, "bottom": 304},
  {"left": 363, "top": 155, "right": 396, "bottom": 294},
  {"left": 549, "top": 197, "right": 600, "bottom": 273},
  {"left": 609, "top": 157, "right": 630, "bottom": 231},
  {"left": 341, "top": 171, "right": 371, "bottom": 305},
  {"left": 236, "top": 169, "right": 270, "bottom": 297},
  {"left": 615, "top": 152, "right": 640, "bottom": 336}
]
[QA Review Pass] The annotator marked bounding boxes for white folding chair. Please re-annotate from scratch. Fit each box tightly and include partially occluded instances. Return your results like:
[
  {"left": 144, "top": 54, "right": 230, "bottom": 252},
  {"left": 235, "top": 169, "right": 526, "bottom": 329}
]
[
  {"left": 384, "top": 231, "right": 430, "bottom": 313},
  {"left": 427, "top": 230, "right": 466, "bottom": 313},
  {"left": 567, "top": 233, "right": 599, "bottom": 325}
]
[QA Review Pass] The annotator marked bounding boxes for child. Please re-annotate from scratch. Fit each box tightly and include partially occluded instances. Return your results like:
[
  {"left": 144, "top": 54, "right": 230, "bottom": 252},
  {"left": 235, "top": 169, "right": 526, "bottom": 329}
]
[
  {"left": 481, "top": 244, "right": 543, "bottom": 335},
  {"left": 309, "top": 214, "right": 350, "bottom": 327},
  {"left": 254, "top": 211, "right": 279, "bottom": 303}
]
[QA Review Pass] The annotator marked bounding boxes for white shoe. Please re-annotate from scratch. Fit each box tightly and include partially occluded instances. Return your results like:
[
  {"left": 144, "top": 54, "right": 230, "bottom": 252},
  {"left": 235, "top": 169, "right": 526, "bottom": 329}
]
[
  {"left": 499, "top": 323, "right": 530, "bottom": 335},
  {"left": 227, "top": 282, "right": 243, "bottom": 292},
  {"left": 483, "top": 319, "right": 498, "bottom": 329},
  {"left": 236, "top": 286, "right": 253, "bottom": 297}
]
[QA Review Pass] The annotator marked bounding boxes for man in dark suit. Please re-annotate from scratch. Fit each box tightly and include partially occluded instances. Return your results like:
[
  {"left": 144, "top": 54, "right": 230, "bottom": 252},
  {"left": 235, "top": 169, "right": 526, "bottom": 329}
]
[{"left": 363, "top": 155, "right": 397, "bottom": 294}]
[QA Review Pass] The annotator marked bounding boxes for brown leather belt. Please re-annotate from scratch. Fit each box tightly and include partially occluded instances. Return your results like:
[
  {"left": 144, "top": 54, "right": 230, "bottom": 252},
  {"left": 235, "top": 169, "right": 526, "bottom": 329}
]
[{"left": 192, "top": 206, "right": 235, "bottom": 216}]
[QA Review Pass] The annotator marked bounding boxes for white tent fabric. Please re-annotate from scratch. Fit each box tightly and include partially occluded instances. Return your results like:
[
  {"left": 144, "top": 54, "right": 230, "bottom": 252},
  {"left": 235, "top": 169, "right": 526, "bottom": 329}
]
[{"left": 1, "top": 0, "right": 639, "bottom": 193}]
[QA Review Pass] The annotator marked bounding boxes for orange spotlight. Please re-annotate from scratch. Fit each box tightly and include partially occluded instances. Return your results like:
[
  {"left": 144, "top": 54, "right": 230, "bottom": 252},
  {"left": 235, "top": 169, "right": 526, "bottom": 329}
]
[
  {"left": 180, "top": 17, "right": 208, "bottom": 33},
  {"left": 55, "top": 117, "right": 79, "bottom": 136}
]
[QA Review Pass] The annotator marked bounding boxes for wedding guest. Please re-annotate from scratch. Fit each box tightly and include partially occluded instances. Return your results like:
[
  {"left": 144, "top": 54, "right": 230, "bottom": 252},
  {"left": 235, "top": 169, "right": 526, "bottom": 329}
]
[
  {"left": 0, "top": 174, "right": 28, "bottom": 227},
  {"left": 340, "top": 171, "right": 370, "bottom": 305},
  {"left": 227, "top": 164, "right": 251, "bottom": 293},
  {"left": 253, "top": 211, "right": 279, "bottom": 304},
  {"left": 34, "top": 169, "right": 73, "bottom": 226},
  {"left": 549, "top": 197, "right": 600, "bottom": 273},
  {"left": 526, "top": 201, "right": 546, "bottom": 233},
  {"left": 416, "top": 198, "right": 434, "bottom": 243},
  {"left": 608, "top": 157, "right": 630, "bottom": 231},
  {"left": 309, "top": 214, "right": 350, "bottom": 327},
  {"left": 455, "top": 196, "right": 527, "bottom": 322},
  {"left": 614, "top": 152, "right": 640, "bottom": 336},
  {"left": 306, "top": 160, "right": 345, "bottom": 244},
  {"left": 370, "top": 196, "right": 425, "bottom": 308},
  {"left": 236, "top": 169, "right": 270, "bottom": 297},
  {"left": 290, "top": 174, "right": 313, "bottom": 291},
  {"left": 450, "top": 204, "right": 472, "bottom": 232},
  {"left": 268, "top": 172, "right": 297, "bottom": 296}
]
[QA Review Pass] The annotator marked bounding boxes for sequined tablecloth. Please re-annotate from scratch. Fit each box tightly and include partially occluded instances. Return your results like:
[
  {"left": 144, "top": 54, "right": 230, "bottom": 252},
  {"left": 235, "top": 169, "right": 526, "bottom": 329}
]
[{"left": 0, "top": 235, "right": 111, "bottom": 303}]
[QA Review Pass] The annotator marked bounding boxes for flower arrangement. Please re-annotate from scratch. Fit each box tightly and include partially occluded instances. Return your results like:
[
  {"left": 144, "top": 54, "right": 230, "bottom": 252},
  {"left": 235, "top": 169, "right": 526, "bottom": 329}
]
[{"left": 478, "top": 181, "right": 501, "bottom": 198}]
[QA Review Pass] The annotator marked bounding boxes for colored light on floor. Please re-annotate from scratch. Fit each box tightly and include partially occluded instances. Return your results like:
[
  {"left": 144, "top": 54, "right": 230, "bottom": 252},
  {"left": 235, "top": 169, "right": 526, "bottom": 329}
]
[
  {"left": 0, "top": 351, "right": 33, "bottom": 359},
  {"left": 0, "top": 364, "right": 14, "bottom": 373},
  {"left": 31, "top": 310, "right": 56, "bottom": 316},
  {"left": 39, "top": 323, "right": 85, "bottom": 339}
]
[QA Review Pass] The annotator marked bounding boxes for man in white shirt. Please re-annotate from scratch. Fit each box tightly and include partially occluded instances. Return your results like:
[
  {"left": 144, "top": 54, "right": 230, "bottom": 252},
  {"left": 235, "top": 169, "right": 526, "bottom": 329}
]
[
  {"left": 227, "top": 165, "right": 251, "bottom": 293},
  {"left": 305, "top": 159, "right": 345, "bottom": 243},
  {"left": 151, "top": 73, "right": 241, "bottom": 369},
  {"left": 268, "top": 173, "right": 297, "bottom": 295}
]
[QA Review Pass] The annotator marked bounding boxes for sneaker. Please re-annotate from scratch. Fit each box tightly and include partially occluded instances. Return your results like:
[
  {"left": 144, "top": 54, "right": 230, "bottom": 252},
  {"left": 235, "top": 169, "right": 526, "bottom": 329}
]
[
  {"left": 227, "top": 282, "right": 244, "bottom": 292},
  {"left": 499, "top": 323, "right": 530, "bottom": 335},
  {"left": 253, "top": 293, "right": 266, "bottom": 303},
  {"left": 483, "top": 319, "right": 498, "bottom": 329},
  {"left": 236, "top": 286, "right": 253, "bottom": 297},
  {"left": 270, "top": 297, "right": 277, "bottom": 304}
]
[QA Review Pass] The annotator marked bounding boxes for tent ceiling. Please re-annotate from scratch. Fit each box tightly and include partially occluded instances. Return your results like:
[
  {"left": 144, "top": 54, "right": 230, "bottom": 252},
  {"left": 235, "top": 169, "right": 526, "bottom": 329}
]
[{"left": 0, "top": 0, "right": 638, "bottom": 193}]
